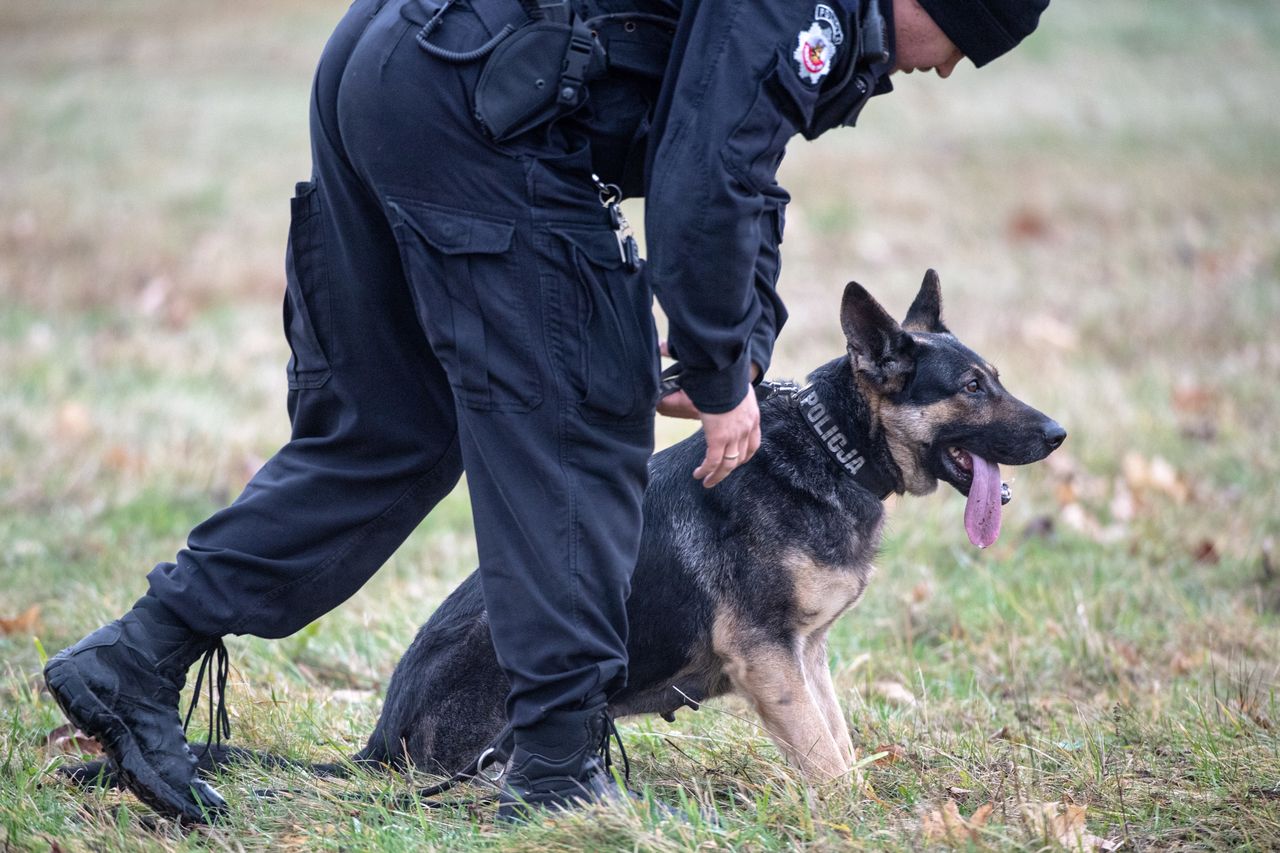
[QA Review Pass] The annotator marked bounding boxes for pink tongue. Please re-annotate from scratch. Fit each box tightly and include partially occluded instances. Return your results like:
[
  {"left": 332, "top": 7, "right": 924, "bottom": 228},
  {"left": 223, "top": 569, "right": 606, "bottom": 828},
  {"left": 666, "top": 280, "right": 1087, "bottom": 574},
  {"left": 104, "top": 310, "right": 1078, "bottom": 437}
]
[{"left": 963, "top": 452, "right": 1002, "bottom": 549}]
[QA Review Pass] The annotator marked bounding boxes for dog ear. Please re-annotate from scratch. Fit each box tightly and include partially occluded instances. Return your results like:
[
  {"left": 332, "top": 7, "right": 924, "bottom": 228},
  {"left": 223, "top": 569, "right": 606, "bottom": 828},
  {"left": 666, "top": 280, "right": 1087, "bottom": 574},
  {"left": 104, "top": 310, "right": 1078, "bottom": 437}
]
[
  {"left": 902, "top": 269, "right": 949, "bottom": 334},
  {"left": 841, "top": 281, "right": 914, "bottom": 392}
]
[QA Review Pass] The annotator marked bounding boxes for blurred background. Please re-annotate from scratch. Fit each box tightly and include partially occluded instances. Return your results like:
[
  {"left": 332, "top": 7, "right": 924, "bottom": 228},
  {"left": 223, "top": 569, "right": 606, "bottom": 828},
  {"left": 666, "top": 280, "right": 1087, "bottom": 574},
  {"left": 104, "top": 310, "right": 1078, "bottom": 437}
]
[{"left": 1, "top": 1, "right": 1278, "bottom": 848}]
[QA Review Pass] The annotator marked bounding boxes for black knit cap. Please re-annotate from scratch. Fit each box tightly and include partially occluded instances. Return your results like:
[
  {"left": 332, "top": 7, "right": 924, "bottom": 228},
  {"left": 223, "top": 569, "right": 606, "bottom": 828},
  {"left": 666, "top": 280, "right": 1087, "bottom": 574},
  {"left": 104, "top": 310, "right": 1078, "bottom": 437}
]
[{"left": 915, "top": 0, "right": 1050, "bottom": 67}]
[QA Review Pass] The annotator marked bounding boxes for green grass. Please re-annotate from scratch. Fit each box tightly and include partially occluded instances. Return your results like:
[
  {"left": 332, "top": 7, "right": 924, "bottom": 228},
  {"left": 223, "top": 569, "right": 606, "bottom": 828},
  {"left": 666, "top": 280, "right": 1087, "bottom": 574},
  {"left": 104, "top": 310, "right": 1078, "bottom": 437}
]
[{"left": 3, "top": 0, "right": 1280, "bottom": 849}]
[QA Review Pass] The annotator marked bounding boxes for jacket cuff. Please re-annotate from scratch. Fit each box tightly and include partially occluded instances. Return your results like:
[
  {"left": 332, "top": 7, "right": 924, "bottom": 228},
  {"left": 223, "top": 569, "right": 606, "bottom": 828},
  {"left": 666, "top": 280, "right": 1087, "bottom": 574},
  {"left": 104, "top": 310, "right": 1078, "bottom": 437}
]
[
  {"left": 748, "top": 326, "right": 775, "bottom": 383},
  {"left": 680, "top": 347, "right": 753, "bottom": 414}
]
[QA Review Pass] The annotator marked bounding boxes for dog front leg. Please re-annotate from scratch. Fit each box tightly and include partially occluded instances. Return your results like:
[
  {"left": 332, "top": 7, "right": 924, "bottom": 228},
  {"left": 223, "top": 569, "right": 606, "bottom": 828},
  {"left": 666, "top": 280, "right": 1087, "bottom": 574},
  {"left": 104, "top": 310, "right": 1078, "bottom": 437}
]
[
  {"left": 717, "top": 640, "right": 851, "bottom": 781},
  {"left": 801, "top": 632, "right": 855, "bottom": 768}
]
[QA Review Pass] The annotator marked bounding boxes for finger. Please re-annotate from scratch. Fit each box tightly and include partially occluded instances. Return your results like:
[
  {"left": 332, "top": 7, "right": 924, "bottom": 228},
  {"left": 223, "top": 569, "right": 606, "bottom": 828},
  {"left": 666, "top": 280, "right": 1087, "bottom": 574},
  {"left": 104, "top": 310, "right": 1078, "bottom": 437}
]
[
  {"left": 746, "top": 417, "right": 762, "bottom": 460},
  {"left": 703, "top": 453, "right": 739, "bottom": 487},
  {"left": 692, "top": 434, "right": 728, "bottom": 482},
  {"left": 744, "top": 427, "right": 761, "bottom": 464},
  {"left": 659, "top": 340, "right": 671, "bottom": 359},
  {"left": 699, "top": 439, "right": 744, "bottom": 488}
]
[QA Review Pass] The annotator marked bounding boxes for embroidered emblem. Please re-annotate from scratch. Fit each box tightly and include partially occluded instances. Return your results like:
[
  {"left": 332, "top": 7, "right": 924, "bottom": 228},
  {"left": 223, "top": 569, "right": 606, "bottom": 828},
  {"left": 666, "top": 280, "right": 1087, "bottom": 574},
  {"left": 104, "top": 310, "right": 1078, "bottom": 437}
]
[
  {"left": 794, "top": 5, "right": 843, "bottom": 85},
  {"left": 814, "top": 4, "right": 844, "bottom": 45}
]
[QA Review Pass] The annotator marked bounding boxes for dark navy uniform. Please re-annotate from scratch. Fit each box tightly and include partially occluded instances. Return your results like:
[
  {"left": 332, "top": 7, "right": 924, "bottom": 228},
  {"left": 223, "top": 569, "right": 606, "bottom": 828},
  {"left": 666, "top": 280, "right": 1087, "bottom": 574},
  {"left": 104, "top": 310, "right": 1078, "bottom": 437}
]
[{"left": 143, "top": 0, "right": 894, "bottom": 734}]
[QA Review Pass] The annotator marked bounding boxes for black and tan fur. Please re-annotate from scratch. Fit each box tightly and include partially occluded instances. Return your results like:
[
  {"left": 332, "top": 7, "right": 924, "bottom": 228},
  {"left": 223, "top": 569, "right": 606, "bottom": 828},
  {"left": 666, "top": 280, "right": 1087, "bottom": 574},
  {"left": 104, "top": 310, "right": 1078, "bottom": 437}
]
[{"left": 68, "top": 271, "right": 1065, "bottom": 789}]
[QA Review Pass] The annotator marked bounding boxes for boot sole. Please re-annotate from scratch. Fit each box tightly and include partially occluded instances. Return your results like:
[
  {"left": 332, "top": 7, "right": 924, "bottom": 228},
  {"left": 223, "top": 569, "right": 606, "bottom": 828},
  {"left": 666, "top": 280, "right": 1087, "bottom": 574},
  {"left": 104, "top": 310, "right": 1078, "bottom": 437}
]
[{"left": 44, "top": 654, "right": 225, "bottom": 824}]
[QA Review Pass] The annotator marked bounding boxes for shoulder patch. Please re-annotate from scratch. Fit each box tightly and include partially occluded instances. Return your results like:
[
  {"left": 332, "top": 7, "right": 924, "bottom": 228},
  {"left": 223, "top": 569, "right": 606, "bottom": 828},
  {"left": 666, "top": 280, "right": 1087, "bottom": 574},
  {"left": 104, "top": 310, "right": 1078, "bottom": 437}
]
[{"left": 794, "top": 4, "right": 843, "bottom": 85}]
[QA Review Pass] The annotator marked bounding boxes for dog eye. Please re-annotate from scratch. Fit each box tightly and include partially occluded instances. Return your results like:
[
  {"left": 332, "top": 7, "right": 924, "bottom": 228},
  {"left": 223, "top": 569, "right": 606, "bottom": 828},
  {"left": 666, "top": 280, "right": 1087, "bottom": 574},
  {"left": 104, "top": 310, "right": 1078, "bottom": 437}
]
[{"left": 963, "top": 379, "right": 981, "bottom": 394}]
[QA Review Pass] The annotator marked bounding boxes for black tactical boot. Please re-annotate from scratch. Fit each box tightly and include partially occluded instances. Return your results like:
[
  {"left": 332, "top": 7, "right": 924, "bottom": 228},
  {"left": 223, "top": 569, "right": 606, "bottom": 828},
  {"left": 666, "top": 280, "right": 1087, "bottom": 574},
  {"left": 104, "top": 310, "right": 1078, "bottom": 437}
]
[
  {"left": 496, "top": 706, "right": 627, "bottom": 822},
  {"left": 43, "top": 596, "right": 228, "bottom": 823}
]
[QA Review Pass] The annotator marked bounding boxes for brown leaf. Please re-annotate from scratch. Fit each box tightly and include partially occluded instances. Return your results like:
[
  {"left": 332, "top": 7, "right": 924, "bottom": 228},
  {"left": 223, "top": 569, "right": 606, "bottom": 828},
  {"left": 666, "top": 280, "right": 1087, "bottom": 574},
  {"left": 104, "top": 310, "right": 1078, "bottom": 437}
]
[
  {"left": 1113, "top": 640, "right": 1141, "bottom": 667},
  {"left": 1170, "top": 650, "right": 1201, "bottom": 675},
  {"left": 1123, "top": 452, "right": 1190, "bottom": 503},
  {"left": 0, "top": 604, "right": 41, "bottom": 636},
  {"left": 920, "top": 799, "right": 995, "bottom": 845},
  {"left": 969, "top": 802, "right": 995, "bottom": 829},
  {"left": 45, "top": 723, "right": 103, "bottom": 757},
  {"left": 1190, "top": 539, "right": 1219, "bottom": 565},
  {"left": 989, "top": 725, "right": 1022, "bottom": 743},
  {"left": 1007, "top": 206, "right": 1052, "bottom": 242},
  {"left": 870, "top": 743, "right": 905, "bottom": 765},
  {"left": 1172, "top": 381, "right": 1217, "bottom": 416},
  {"left": 1017, "top": 802, "right": 1118, "bottom": 851}
]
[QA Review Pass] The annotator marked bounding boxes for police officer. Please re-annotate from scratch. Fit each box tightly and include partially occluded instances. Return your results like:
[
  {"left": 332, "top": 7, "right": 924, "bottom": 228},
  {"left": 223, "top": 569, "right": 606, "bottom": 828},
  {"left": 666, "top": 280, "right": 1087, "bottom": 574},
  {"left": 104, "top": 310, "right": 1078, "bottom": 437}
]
[{"left": 45, "top": 0, "right": 1049, "bottom": 823}]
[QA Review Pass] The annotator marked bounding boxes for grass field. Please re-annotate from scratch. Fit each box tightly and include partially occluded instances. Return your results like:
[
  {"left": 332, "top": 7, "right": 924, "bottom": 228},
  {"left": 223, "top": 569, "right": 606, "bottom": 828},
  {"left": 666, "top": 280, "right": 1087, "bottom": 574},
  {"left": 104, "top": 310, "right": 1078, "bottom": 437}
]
[{"left": 2, "top": 0, "right": 1279, "bottom": 849}]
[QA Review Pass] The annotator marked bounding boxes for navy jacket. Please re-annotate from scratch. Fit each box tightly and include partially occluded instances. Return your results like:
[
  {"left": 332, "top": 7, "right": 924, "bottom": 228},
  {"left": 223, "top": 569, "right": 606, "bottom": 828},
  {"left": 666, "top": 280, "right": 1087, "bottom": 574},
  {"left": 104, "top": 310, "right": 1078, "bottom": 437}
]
[{"left": 640, "top": 0, "right": 895, "bottom": 412}]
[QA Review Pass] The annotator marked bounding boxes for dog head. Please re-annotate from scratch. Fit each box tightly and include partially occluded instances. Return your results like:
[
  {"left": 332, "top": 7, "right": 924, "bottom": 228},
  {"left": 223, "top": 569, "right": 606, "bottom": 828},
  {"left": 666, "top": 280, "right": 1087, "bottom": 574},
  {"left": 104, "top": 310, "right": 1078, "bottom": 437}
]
[{"left": 841, "top": 270, "right": 1066, "bottom": 546}]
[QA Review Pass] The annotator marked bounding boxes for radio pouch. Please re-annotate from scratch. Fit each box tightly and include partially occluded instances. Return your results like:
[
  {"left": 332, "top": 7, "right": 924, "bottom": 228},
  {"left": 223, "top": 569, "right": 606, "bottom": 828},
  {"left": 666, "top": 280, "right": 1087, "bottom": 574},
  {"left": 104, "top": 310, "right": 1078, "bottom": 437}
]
[
  {"left": 415, "top": 0, "right": 603, "bottom": 143},
  {"left": 474, "top": 17, "right": 598, "bottom": 141}
]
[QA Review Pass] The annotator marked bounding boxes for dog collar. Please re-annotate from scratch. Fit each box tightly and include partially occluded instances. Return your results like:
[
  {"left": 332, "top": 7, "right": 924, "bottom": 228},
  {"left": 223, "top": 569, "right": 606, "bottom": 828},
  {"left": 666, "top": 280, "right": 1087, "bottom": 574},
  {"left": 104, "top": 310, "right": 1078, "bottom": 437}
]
[{"left": 758, "top": 380, "right": 897, "bottom": 499}]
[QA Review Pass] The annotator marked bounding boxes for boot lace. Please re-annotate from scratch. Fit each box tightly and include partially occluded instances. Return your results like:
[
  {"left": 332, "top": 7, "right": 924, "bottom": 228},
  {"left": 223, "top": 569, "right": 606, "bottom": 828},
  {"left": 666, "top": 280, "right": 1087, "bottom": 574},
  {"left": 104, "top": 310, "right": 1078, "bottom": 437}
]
[
  {"left": 183, "top": 639, "right": 231, "bottom": 749},
  {"left": 598, "top": 712, "right": 630, "bottom": 788}
]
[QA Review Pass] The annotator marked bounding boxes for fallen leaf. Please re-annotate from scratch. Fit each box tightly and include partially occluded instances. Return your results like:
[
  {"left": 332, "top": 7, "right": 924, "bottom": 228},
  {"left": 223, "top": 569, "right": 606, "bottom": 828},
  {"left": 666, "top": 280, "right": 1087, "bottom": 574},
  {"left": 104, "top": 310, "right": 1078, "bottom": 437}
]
[
  {"left": 1113, "top": 640, "right": 1141, "bottom": 668},
  {"left": 1007, "top": 207, "right": 1052, "bottom": 242},
  {"left": 1170, "top": 650, "right": 1200, "bottom": 675},
  {"left": 1017, "top": 802, "right": 1118, "bottom": 851},
  {"left": 0, "top": 604, "right": 41, "bottom": 636},
  {"left": 1123, "top": 452, "right": 1190, "bottom": 503},
  {"left": 920, "top": 799, "right": 994, "bottom": 845},
  {"left": 870, "top": 680, "right": 917, "bottom": 708},
  {"left": 45, "top": 723, "right": 103, "bottom": 757},
  {"left": 1190, "top": 539, "right": 1219, "bottom": 565},
  {"left": 1172, "top": 381, "right": 1217, "bottom": 416},
  {"left": 870, "top": 743, "right": 905, "bottom": 765}
]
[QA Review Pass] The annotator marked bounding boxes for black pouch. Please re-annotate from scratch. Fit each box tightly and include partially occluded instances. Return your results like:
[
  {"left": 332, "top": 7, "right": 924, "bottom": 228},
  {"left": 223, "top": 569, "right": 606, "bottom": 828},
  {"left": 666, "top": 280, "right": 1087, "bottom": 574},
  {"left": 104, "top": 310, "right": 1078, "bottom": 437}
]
[
  {"left": 473, "top": 19, "right": 595, "bottom": 141},
  {"left": 416, "top": 0, "right": 602, "bottom": 143}
]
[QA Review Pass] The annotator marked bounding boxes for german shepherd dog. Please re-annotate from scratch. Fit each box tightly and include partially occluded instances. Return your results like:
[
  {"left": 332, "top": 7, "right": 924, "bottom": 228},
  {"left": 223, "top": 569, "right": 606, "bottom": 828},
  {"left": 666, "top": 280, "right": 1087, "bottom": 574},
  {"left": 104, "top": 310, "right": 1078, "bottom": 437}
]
[{"left": 67, "top": 271, "right": 1064, "bottom": 792}]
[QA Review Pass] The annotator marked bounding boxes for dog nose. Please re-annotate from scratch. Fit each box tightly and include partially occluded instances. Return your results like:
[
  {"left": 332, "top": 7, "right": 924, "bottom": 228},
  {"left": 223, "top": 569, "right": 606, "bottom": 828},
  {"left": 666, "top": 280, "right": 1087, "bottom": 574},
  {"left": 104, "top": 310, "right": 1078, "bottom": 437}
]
[{"left": 1043, "top": 420, "right": 1067, "bottom": 451}]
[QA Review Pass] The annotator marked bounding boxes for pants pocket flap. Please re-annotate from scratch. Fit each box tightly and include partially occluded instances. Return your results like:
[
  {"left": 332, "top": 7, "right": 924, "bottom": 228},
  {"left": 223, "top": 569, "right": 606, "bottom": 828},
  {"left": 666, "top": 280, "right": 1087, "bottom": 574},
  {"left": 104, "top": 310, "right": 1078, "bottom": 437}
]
[
  {"left": 551, "top": 225, "right": 623, "bottom": 271},
  {"left": 388, "top": 198, "right": 515, "bottom": 255}
]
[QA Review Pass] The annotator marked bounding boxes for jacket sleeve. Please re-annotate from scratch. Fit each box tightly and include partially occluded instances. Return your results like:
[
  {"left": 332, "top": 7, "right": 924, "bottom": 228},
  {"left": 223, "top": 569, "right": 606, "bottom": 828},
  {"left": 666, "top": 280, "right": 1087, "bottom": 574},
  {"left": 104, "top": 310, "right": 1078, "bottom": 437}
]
[
  {"left": 747, "top": 197, "right": 790, "bottom": 381},
  {"left": 644, "top": 0, "right": 818, "bottom": 413}
]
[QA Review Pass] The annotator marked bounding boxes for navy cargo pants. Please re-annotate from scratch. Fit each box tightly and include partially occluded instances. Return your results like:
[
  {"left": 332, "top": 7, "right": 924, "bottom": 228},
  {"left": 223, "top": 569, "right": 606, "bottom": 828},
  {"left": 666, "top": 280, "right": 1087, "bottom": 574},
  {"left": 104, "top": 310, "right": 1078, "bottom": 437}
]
[{"left": 144, "top": 0, "right": 659, "bottom": 730}]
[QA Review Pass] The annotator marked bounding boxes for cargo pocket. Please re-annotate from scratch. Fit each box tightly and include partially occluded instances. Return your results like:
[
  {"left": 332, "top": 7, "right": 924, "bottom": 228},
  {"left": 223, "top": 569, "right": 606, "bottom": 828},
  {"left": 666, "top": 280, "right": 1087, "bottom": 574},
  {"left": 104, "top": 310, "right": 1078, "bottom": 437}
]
[
  {"left": 283, "top": 181, "right": 332, "bottom": 390},
  {"left": 387, "top": 197, "right": 542, "bottom": 412},
  {"left": 551, "top": 225, "right": 659, "bottom": 424}
]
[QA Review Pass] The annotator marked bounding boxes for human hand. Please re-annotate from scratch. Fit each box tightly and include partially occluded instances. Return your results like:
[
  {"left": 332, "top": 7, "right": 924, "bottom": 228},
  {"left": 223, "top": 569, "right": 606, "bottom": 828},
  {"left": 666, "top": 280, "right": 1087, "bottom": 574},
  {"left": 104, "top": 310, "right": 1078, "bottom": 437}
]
[
  {"left": 692, "top": 386, "right": 760, "bottom": 488},
  {"left": 657, "top": 340, "right": 760, "bottom": 422}
]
